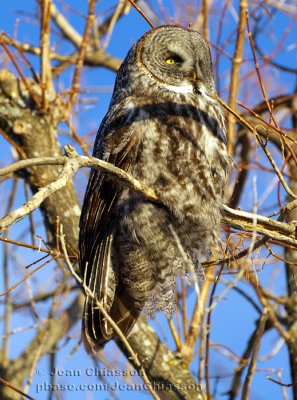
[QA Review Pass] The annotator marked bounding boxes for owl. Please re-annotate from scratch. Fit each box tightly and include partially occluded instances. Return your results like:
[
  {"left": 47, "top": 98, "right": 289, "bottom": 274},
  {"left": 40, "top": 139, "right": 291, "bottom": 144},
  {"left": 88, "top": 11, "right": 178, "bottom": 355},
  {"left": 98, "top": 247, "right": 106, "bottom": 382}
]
[{"left": 79, "top": 25, "right": 230, "bottom": 352}]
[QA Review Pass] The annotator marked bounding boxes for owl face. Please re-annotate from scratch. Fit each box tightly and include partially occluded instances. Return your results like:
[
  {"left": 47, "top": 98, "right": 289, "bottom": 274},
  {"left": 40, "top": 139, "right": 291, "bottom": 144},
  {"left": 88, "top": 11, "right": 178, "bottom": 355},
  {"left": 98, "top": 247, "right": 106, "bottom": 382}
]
[{"left": 137, "top": 25, "right": 216, "bottom": 96}]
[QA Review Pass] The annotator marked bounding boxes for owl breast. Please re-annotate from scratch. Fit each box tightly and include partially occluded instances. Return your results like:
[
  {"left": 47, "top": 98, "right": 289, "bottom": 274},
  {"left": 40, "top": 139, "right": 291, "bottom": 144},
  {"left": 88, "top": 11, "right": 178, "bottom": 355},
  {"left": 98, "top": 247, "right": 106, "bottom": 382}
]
[
  {"left": 127, "top": 92, "right": 228, "bottom": 220},
  {"left": 113, "top": 91, "right": 229, "bottom": 318}
]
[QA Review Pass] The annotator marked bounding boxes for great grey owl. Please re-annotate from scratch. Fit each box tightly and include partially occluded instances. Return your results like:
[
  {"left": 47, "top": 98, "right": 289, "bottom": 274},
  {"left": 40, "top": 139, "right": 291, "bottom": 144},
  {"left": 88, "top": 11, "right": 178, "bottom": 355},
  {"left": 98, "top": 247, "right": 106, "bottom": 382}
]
[{"left": 79, "top": 25, "right": 230, "bottom": 352}]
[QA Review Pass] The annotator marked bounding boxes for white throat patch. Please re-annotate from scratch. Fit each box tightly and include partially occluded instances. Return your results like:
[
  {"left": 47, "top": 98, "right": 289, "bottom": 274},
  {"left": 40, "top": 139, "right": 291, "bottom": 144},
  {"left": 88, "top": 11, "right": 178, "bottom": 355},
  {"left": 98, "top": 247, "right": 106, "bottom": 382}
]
[{"left": 161, "top": 83, "right": 194, "bottom": 94}]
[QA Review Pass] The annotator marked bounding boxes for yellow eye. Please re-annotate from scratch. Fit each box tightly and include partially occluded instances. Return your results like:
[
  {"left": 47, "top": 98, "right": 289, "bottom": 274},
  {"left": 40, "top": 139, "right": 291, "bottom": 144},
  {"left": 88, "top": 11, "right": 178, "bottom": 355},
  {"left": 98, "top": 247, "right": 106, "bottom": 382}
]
[
  {"left": 166, "top": 58, "right": 176, "bottom": 64},
  {"left": 165, "top": 55, "right": 183, "bottom": 65}
]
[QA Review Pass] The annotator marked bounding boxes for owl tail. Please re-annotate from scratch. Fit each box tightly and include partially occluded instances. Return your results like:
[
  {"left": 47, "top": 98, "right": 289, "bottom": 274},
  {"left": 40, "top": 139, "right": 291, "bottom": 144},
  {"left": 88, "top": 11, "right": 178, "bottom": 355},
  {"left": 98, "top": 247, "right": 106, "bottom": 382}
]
[{"left": 82, "top": 287, "right": 142, "bottom": 353}]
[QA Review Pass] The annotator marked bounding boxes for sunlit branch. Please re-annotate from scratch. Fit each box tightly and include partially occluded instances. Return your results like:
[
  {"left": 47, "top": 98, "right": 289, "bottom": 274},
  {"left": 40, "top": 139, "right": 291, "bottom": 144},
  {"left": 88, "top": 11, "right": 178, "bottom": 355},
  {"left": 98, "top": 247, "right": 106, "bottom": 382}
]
[{"left": 1, "top": 148, "right": 297, "bottom": 249}]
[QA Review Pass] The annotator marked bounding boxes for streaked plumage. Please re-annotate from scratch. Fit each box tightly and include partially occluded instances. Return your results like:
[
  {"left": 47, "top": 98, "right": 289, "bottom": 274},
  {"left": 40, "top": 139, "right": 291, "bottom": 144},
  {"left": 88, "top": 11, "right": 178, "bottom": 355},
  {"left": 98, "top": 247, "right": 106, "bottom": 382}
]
[{"left": 79, "top": 25, "right": 230, "bottom": 352}]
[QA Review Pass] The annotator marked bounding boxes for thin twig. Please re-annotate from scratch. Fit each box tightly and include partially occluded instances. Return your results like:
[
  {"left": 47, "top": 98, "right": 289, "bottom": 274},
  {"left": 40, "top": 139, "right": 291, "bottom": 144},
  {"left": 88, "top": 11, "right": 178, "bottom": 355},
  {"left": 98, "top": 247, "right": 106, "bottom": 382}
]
[
  {"left": 249, "top": 275, "right": 291, "bottom": 344},
  {"left": 228, "top": 316, "right": 265, "bottom": 399},
  {"left": 205, "top": 265, "right": 224, "bottom": 399},
  {"left": 218, "top": 97, "right": 297, "bottom": 199},
  {"left": 68, "top": 0, "right": 96, "bottom": 108},
  {"left": 168, "top": 320, "right": 181, "bottom": 350},
  {"left": 2, "top": 179, "right": 18, "bottom": 363},
  {"left": 205, "top": 236, "right": 267, "bottom": 314},
  {"left": 0, "top": 38, "right": 41, "bottom": 108},
  {"left": 23, "top": 325, "right": 49, "bottom": 395},
  {"left": 0, "top": 126, "right": 27, "bottom": 160},
  {"left": 267, "top": 376, "right": 297, "bottom": 388},
  {"left": 102, "top": 0, "right": 128, "bottom": 49},
  {"left": 127, "top": 0, "right": 155, "bottom": 28},
  {"left": 65, "top": 119, "right": 91, "bottom": 157},
  {"left": 185, "top": 263, "right": 214, "bottom": 361},
  {"left": 0, "top": 376, "right": 36, "bottom": 400},
  {"left": 0, "top": 237, "right": 57, "bottom": 256},
  {"left": 24, "top": 183, "right": 36, "bottom": 247},
  {"left": 242, "top": 309, "right": 268, "bottom": 399},
  {"left": 238, "top": 100, "right": 297, "bottom": 148},
  {"left": 1, "top": 33, "right": 39, "bottom": 82},
  {"left": 0, "top": 257, "right": 56, "bottom": 298},
  {"left": 246, "top": 9, "right": 279, "bottom": 128},
  {"left": 181, "top": 276, "right": 188, "bottom": 341},
  {"left": 198, "top": 254, "right": 223, "bottom": 383}
]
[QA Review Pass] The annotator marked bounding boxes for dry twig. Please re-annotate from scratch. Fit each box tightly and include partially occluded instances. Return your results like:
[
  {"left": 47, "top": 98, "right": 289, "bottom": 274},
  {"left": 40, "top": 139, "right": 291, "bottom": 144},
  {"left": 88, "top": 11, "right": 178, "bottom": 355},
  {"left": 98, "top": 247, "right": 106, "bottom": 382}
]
[{"left": 242, "top": 309, "right": 268, "bottom": 399}]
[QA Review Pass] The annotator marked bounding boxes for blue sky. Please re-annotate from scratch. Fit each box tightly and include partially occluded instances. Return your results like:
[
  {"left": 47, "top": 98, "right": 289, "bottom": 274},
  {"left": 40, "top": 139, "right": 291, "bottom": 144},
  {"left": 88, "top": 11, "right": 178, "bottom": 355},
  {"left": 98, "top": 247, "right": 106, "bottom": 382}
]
[{"left": 1, "top": 1, "right": 297, "bottom": 399}]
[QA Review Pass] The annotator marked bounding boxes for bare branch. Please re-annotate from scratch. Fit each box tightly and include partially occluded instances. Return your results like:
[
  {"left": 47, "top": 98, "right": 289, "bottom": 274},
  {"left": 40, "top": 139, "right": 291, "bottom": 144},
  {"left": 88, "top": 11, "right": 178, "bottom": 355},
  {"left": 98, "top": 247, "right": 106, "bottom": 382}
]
[
  {"left": 39, "top": 0, "right": 52, "bottom": 109},
  {"left": 1, "top": 35, "right": 121, "bottom": 72},
  {"left": 226, "top": 0, "right": 248, "bottom": 155},
  {"left": 127, "top": 0, "right": 155, "bottom": 28},
  {"left": 218, "top": 97, "right": 297, "bottom": 199},
  {"left": 0, "top": 377, "right": 36, "bottom": 400},
  {"left": 1, "top": 150, "right": 297, "bottom": 248},
  {"left": 263, "top": 0, "right": 297, "bottom": 14},
  {"left": 242, "top": 309, "right": 268, "bottom": 399},
  {"left": 68, "top": 0, "right": 96, "bottom": 107},
  {"left": 50, "top": 2, "right": 82, "bottom": 48},
  {"left": 222, "top": 205, "right": 297, "bottom": 248},
  {"left": 0, "top": 147, "right": 158, "bottom": 232}
]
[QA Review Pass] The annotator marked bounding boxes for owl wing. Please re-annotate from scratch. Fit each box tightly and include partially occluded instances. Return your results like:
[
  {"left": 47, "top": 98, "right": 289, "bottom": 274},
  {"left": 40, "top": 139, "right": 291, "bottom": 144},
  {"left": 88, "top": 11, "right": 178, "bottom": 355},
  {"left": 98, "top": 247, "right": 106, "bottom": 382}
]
[{"left": 79, "top": 98, "right": 140, "bottom": 351}]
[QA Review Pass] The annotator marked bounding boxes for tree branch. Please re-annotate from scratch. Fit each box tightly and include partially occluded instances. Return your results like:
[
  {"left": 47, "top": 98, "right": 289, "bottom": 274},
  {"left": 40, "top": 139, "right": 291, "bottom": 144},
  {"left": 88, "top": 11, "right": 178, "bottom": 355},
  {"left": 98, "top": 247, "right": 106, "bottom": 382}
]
[{"left": 1, "top": 151, "right": 297, "bottom": 248}]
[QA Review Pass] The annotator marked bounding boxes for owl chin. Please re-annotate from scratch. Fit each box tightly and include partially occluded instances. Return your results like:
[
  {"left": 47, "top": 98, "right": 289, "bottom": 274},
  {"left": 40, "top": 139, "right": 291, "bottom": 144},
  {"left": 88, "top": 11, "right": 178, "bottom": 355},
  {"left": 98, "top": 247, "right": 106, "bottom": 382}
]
[{"left": 160, "top": 82, "right": 194, "bottom": 94}]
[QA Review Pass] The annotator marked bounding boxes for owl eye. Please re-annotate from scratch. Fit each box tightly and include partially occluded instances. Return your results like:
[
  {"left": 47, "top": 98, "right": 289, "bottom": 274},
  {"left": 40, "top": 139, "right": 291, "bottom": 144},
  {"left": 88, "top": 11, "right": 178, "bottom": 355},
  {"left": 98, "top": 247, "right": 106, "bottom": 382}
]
[{"left": 165, "top": 55, "right": 183, "bottom": 65}]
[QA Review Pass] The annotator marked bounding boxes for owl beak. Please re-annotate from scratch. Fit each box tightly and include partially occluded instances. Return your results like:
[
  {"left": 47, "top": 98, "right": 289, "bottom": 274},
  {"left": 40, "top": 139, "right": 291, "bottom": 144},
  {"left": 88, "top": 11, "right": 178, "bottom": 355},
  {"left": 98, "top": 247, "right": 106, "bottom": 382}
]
[
  {"left": 191, "top": 68, "right": 205, "bottom": 93},
  {"left": 191, "top": 68, "right": 202, "bottom": 82}
]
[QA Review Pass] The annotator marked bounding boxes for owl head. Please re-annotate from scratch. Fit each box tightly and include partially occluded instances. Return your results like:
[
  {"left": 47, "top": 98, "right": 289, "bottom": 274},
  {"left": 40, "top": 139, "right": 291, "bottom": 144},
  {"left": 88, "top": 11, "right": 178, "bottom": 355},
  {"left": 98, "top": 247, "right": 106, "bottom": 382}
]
[{"left": 111, "top": 25, "right": 216, "bottom": 105}]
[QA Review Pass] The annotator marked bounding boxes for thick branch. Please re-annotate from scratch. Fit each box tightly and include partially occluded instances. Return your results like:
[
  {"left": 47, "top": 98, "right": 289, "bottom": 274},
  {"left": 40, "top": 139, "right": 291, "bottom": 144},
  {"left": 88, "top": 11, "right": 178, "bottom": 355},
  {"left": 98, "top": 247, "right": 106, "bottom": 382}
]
[
  {"left": 2, "top": 35, "right": 121, "bottom": 73},
  {"left": 223, "top": 205, "right": 297, "bottom": 248},
  {"left": 0, "top": 69, "right": 80, "bottom": 247},
  {"left": 49, "top": 2, "right": 82, "bottom": 47}
]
